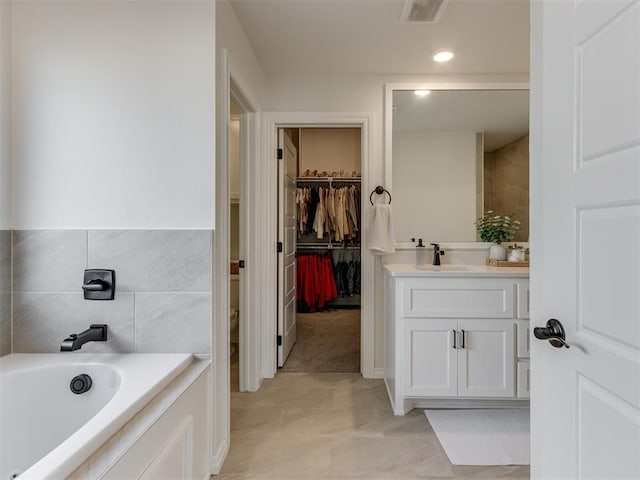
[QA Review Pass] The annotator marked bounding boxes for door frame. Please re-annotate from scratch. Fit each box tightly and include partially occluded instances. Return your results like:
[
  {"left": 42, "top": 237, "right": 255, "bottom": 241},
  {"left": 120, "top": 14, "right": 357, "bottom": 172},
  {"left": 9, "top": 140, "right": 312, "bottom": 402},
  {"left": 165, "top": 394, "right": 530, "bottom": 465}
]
[
  {"left": 212, "top": 49, "right": 260, "bottom": 472},
  {"left": 260, "top": 112, "right": 375, "bottom": 380}
]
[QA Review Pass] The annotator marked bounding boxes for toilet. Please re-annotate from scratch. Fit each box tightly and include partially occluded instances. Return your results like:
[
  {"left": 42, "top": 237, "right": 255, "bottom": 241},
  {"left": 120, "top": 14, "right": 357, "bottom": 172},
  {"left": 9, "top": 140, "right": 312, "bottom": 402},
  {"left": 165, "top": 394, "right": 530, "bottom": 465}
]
[
  {"left": 229, "top": 308, "right": 239, "bottom": 342},
  {"left": 230, "top": 275, "right": 240, "bottom": 345}
]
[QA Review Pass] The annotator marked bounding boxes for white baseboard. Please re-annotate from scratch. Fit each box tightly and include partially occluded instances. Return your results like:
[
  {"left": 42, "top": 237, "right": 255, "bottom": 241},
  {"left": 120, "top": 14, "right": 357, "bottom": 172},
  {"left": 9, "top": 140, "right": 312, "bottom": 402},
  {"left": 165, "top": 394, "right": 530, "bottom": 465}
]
[
  {"left": 373, "top": 367, "right": 385, "bottom": 379},
  {"left": 209, "top": 438, "right": 229, "bottom": 475}
]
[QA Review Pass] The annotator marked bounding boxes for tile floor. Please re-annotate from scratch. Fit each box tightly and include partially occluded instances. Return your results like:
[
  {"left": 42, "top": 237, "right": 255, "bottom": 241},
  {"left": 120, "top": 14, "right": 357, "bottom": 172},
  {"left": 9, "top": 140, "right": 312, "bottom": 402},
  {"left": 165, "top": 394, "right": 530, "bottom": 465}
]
[{"left": 217, "top": 359, "right": 530, "bottom": 479}]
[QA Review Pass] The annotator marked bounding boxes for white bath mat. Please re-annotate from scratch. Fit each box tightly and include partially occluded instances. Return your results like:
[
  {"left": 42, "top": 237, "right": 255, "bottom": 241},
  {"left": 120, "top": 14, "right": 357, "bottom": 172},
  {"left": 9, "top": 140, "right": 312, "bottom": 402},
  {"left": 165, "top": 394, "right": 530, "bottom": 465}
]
[{"left": 424, "top": 409, "right": 530, "bottom": 465}]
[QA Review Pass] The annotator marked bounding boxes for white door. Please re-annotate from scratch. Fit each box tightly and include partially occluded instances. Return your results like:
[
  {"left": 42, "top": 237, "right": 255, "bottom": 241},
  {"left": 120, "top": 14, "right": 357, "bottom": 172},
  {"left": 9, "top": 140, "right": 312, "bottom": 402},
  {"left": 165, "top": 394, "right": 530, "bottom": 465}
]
[
  {"left": 277, "top": 129, "right": 297, "bottom": 367},
  {"left": 532, "top": 1, "right": 640, "bottom": 478},
  {"left": 457, "top": 319, "right": 515, "bottom": 398}
]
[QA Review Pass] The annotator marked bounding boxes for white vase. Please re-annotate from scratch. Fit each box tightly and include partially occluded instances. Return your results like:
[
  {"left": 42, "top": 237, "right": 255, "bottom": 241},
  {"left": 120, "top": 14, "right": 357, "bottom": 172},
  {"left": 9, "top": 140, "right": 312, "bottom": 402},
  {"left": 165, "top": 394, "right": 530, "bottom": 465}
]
[{"left": 489, "top": 244, "right": 507, "bottom": 261}]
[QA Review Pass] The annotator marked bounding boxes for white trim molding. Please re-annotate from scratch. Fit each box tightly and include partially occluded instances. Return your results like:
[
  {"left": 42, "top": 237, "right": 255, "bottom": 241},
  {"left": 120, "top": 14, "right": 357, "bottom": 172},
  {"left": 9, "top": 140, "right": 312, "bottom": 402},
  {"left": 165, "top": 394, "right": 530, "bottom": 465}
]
[
  {"left": 213, "top": 48, "right": 262, "bottom": 475},
  {"left": 260, "top": 111, "right": 377, "bottom": 380},
  {"left": 209, "top": 436, "right": 229, "bottom": 475}
]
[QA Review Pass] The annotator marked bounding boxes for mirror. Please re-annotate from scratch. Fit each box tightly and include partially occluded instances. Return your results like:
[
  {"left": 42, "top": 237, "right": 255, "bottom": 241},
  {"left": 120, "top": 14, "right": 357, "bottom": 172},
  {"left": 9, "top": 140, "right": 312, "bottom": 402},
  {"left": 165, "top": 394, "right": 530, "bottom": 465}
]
[{"left": 387, "top": 86, "right": 529, "bottom": 243}]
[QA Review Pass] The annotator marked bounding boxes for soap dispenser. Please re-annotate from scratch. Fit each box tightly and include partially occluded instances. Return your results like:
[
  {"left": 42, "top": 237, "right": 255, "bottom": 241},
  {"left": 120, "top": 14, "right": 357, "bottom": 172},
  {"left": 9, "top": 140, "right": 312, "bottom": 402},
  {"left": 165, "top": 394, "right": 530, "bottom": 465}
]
[{"left": 415, "top": 238, "right": 426, "bottom": 266}]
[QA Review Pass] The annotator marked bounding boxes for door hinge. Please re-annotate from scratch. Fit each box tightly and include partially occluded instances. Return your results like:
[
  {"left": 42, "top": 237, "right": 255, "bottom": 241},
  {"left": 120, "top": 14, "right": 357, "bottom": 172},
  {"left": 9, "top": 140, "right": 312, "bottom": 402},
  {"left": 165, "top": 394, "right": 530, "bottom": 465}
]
[
  {"left": 277, "top": 148, "right": 283, "bottom": 160},
  {"left": 238, "top": 260, "right": 245, "bottom": 269},
  {"left": 277, "top": 241, "right": 283, "bottom": 253},
  {"left": 277, "top": 335, "right": 282, "bottom": 346}
]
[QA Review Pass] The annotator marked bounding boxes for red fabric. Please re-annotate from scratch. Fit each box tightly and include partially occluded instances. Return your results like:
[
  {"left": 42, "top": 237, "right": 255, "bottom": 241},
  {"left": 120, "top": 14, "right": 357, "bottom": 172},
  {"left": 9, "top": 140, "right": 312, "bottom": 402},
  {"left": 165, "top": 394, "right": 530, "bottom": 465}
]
[{"left": 296, "top": 253, "right": 337, "bottom": 311}]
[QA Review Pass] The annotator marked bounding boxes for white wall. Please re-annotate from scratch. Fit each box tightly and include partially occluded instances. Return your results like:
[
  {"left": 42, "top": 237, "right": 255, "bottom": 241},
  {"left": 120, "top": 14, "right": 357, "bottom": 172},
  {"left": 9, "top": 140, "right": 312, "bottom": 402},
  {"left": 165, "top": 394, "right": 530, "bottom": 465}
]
[
  {"left": 10, "top": 1, "right": 216, "bottom": 229},
  {"left": 265, "top": 72, "right": 528, "bottom": 193},
  {"left": 216, "top": 0, "right": 266, "bottom": 107},
  {"left": 263, "top": 72, "right": 528, "bottom": 372},
  {"left": 0, "top": 1, "right": 11, "bottom": 229},
  {"left": 299, "top": 128, "right": 361, "bottom": 174},
  {"left": 393, "top": 130, "right": 478, "bottom": 242}
]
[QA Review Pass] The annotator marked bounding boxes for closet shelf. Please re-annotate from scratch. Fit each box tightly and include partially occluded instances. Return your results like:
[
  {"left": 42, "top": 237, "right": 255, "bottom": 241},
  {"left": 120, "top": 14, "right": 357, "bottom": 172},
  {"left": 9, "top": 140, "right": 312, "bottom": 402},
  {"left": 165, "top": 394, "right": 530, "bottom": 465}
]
[{"left": 296, "top": 177, "right": 361, "bottom": 182}]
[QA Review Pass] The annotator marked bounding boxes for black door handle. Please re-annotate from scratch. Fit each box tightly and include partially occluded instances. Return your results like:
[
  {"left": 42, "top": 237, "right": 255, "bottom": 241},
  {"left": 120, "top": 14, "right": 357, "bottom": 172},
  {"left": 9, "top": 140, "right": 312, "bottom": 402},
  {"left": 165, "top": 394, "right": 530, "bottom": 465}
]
[{"left": 534, "top": 318, "right": 570, "bottom": 349}]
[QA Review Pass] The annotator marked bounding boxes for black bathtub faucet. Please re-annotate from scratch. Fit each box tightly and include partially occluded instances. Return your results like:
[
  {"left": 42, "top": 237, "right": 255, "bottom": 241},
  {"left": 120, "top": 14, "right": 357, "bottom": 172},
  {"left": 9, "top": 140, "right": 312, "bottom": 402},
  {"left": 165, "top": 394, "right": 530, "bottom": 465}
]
[{"left": 61, "top": 324, "right": 108, "bottom": 351}]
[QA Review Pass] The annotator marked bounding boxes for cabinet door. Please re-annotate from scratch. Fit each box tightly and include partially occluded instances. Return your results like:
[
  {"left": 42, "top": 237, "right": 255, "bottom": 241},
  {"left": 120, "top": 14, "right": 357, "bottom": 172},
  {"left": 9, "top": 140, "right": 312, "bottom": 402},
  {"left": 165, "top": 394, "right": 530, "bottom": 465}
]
[
  {"left": 403, "top": 318, "right": 457, "bottom": 397},
  {"left": 457, "top": 319, "right": 515, "bottom": 398}
]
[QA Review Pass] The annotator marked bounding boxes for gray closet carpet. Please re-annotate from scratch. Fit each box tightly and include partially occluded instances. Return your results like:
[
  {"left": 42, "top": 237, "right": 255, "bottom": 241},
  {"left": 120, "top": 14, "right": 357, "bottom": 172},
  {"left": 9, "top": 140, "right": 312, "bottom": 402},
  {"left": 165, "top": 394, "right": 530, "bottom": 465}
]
[{"left": 280, "top": 309, "right": 361, "bottom": 373}]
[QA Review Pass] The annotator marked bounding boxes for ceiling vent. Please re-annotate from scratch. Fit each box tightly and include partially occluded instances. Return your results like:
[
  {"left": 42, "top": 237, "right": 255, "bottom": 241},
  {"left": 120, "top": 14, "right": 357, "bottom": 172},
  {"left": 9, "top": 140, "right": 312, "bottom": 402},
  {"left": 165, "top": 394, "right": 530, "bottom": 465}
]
[{"left": 400, "top": 0, "right": 449, "bottom": 23}]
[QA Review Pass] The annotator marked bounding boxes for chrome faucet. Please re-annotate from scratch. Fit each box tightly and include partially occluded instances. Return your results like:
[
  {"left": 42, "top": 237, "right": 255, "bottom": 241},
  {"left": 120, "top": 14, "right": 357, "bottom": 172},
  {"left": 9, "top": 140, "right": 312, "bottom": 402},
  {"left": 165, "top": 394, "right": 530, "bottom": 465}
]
[
  {"left": 430, "top": 243, "right": 445, "bottom": 265},
  {"left": 61, "top": 324, "right": 108, "bottom": 351}
]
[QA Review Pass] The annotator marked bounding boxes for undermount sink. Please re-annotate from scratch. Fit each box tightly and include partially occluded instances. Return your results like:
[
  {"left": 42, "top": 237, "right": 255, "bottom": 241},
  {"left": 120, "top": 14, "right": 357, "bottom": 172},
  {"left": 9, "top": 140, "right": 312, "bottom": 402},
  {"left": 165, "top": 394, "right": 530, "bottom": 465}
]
[{"left": 413, "top": 265, "right": 470, "bottom": 272}]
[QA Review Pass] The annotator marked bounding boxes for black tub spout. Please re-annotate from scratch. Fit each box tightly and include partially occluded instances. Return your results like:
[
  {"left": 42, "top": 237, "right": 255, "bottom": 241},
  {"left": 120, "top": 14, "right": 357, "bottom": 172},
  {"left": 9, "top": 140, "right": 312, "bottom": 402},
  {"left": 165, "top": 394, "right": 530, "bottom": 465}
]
[{"left": 61, "top": 324, "right": 108, "bottom": 351}]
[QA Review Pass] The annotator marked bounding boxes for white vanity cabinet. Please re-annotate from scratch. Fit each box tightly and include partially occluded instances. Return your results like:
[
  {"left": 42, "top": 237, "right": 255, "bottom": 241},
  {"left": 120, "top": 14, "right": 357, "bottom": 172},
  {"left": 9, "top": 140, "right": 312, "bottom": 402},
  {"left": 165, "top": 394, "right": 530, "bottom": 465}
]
[
  {"left": 403, "top": 318, "right": 515, "bottom": 398},
  {"left": 384, "top": 265, "right": 530, "bottom": 415}
]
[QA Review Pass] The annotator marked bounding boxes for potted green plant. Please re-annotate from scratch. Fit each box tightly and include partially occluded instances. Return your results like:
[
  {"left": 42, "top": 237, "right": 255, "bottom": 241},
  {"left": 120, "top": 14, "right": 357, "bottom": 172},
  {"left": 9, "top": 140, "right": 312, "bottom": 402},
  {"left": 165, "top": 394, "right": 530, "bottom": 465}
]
[{"left": 475, "top": 211, "right": 521, "bottom": 260}]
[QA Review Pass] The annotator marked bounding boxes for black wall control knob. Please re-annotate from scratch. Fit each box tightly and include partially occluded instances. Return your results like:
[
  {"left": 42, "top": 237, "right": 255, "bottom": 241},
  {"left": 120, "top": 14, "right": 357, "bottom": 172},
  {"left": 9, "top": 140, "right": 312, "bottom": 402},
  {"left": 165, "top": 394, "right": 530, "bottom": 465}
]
[{"left": 82, "top": 269, "right": 115, "bottom": 300}]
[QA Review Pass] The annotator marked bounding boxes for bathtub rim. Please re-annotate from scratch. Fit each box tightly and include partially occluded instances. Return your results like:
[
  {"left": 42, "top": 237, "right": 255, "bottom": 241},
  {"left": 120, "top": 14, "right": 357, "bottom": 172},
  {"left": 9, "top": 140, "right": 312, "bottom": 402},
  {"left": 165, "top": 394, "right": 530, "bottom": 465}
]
[{"left": 0, "top": 352, "right": 194, "bottom": 479}]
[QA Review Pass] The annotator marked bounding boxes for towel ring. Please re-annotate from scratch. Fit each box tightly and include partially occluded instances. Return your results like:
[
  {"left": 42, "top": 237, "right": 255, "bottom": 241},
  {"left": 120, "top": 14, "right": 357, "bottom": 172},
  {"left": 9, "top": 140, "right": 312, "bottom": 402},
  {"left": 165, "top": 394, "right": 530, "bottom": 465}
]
[{"left": 369, "top": 186, "right": 392, "bottom": 205}]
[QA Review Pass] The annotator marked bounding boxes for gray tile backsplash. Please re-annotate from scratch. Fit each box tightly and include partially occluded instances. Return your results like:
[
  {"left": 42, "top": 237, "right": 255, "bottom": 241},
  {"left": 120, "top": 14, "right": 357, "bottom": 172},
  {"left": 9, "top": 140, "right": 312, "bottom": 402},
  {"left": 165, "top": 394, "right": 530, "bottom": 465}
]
[
  {"left": 0, "top": 292, "right": 10, "bottom": 356},
  {"left": 9, "top": 230, "right": 213, "bottom": 355},
  {"left": 0, "top": 230, "right": 10, "bottom": 356},
  {"left": 134, "top": 293, "right": 210, "bottom": 354},
  {"left": 88, "top": 230, "right": 211, "bottom": 292},
  {"left": 13, "top": 292, "right": 135, "bottom": 353},
  {"left": 0, "top": 230, "right": 10, "bottom": 293},
  {"left": 13, "top": 230, "right": 87, "bottom": 292}
]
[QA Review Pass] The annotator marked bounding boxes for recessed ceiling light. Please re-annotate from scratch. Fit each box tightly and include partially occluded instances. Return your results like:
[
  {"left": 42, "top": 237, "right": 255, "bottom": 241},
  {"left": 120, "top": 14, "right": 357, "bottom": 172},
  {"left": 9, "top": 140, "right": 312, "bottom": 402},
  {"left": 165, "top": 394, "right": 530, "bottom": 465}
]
[
  {"left": 414, "top": 89, "right": 431, "bottom": 97},
  {"left": 433, "top": 51, "right": 454, "bottom": 62}
]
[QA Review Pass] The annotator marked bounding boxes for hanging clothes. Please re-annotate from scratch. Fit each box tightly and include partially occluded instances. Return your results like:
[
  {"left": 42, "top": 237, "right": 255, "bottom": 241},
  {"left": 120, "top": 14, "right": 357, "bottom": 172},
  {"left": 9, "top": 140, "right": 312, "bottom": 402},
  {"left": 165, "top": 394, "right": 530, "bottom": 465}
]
[
  {"left": 331, "top": 250, "right": 361, "bottom": 298},
  {"left": 296, "top": 252, "right": 338, "bottom": 312},
  {"left": 296, "top": 183, "right": 361, "bottom": 243}
]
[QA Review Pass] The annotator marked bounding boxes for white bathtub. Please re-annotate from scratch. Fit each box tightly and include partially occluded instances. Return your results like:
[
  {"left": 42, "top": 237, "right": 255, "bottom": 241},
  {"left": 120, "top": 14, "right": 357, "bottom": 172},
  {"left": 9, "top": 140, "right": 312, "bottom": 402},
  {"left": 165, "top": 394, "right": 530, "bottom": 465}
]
[{"left": 0, "top": 353, "right": 192, "bottom": 479}]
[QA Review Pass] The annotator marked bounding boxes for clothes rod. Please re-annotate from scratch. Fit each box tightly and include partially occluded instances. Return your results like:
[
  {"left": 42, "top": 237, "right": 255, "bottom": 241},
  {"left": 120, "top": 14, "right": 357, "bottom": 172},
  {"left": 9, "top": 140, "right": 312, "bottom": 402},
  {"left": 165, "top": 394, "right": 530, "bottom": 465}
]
[{"left": 297, "top": 244, "right": 361, "bottom": 250}]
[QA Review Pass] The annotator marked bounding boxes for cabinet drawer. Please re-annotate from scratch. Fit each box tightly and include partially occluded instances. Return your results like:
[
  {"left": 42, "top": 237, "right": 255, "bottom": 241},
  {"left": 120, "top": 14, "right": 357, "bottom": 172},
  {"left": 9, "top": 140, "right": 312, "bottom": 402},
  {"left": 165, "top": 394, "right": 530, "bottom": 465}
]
[
  {"left": 517, "top": 360, "right": 530, "bottom": 398},
  {"left": 517, "top": 319, "right": 530, "bottom": 358},
  {"left": 517, "top": 280, "right": 530, "bottom": 319},
  {"left": 400, "top": 278, "right": 516, "bottom": 318}
]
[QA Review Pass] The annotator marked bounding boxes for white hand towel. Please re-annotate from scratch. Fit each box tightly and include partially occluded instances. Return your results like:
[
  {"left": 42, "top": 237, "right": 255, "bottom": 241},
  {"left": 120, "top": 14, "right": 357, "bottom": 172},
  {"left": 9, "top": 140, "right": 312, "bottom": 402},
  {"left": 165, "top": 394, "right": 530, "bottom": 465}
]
[{"left": 367, "top": 204, "right": 396, "bottom": 254}]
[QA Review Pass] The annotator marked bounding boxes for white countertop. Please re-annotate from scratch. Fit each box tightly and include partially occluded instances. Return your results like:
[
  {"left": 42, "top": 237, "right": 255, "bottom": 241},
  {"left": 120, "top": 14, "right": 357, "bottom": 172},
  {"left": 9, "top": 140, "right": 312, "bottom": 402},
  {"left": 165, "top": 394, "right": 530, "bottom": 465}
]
[{"left": 384, "top": 263, "right": 529, "bottom": 278}]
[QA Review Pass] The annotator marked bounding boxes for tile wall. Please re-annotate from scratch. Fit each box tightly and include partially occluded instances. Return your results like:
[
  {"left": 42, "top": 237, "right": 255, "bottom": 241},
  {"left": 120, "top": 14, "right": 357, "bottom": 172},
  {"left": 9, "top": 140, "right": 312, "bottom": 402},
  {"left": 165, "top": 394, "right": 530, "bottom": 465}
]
[
  {"left": 0, "top": 230, "right": 10, "bottom": 356},
  {"left": 8, "top": 230, "right": 212, "bottom": 354},
  {"left": 484, "top": 134, "right": 530, "bottom": 242}
]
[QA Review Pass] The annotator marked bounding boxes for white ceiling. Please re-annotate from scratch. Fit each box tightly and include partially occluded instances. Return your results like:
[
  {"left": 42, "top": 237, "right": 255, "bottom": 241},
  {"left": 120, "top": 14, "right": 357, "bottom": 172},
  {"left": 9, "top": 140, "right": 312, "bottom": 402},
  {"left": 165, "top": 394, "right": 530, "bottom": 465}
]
[
  {"left": 393, "top": 89, "right": 529, "bottom": 151},
  {"left": 229, "top": 0, "right": 530, "bottom": 75}
]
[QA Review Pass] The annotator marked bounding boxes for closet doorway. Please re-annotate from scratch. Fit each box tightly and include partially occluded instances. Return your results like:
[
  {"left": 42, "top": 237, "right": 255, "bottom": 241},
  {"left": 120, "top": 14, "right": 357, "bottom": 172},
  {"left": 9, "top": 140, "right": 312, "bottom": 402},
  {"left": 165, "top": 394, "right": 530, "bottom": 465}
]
[{"left": 277, "top": 127, "right": 362, "bottom": 373}]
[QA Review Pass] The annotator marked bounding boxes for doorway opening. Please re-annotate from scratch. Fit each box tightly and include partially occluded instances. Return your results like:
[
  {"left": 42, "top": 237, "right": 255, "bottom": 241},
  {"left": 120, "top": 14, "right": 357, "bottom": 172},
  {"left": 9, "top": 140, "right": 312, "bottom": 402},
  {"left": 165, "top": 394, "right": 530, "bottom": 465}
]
[
  {"left": 277, "top": 127, "right": 363, "bottom": 373},
  {"left": 228, "top": 94, "right": 243, "bottom": 392}
]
